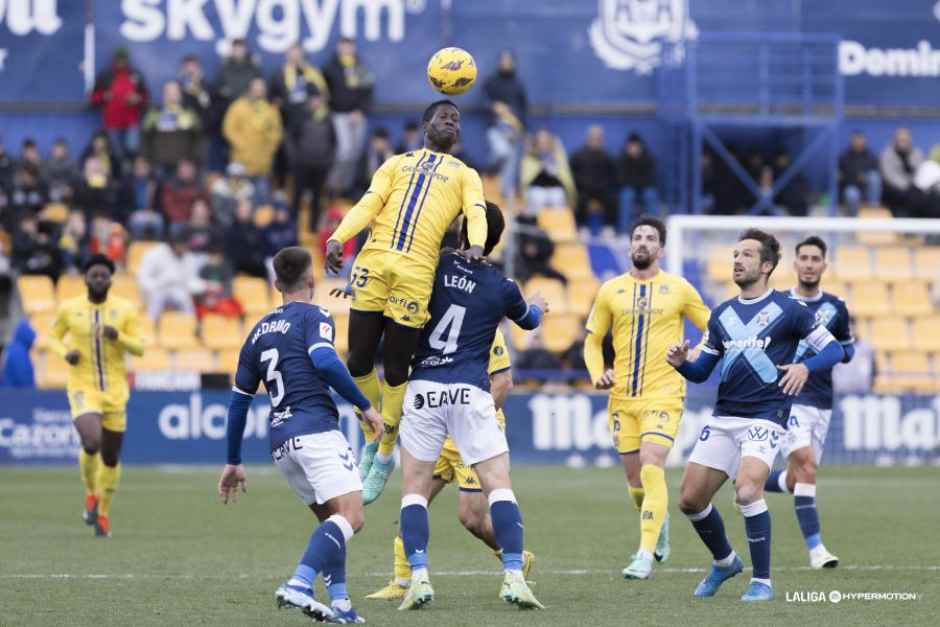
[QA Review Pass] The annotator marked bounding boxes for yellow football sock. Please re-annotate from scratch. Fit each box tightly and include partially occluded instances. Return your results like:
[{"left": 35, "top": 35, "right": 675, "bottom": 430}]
[
  {"left": 377, "top": 382, "right": 407, "bottom": 457},
  {"left": 353, "top": 370, "right": 383, "bottom": 435},
  {"left": 79, "top": 450, "right": 100, "bottom": 496},
  {"left": 393, "top": 535, "right": 412, "bottom": 585},
  {"left": 639, "top": 464, "right": 667, "bottom": 555},
  {"left": 628, "top": 486, "right": 645, "bottom": 511},
  {"left": 97, "top": 463, "right": 121, "bottom": 517}
]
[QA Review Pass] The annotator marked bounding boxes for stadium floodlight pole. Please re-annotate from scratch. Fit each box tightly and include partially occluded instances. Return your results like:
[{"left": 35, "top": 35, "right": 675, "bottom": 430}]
[{"left": 665, "top": 215, "right": 940, "bottom": 274}]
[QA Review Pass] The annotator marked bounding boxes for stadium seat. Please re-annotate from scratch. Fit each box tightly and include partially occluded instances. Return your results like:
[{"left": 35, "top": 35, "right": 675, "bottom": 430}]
[
  {"left": 848, "top": 281, "right": 891, "bottom": 317},
  {"left": 201, "top": 315, "right": 244, "bottom": 350},
  {"left": 127, "top": 241, "right": 158, "bottom": 276},
  {"left": 886, "top": 351, "right": 934, "bottom": 393},
  {"left": 769, "top": 269, "right": 797, "bottom": 291},
  {"left": 314, "top": 278, "right": 351, "bottom": 315},
  {"left": 111, "top": 273, "right": 141, "bottom": 305},
  {"left": 130, "top": 348, "right": 171, "bottom": 372},
  {"left": 892, "top": 280, "right": 932, "bottom": 316},
  {"left": 873, "top": 247, "right": 914, "bottom": 281},
  {"left": 524, "top": 277, "right": 568, "bottom": 314},
  {"left": 567, "top": 277, "right": 600, "bottom": 317},
  {"left": 157, "top": 312, "right": 199, "bottom": 350},
  {"left": 706, "top": 246, "right": 735, "bottom": 283},
  {"left": 913, "top": 247, "right": 940, "bottom": 280},
  {"left": 857, "top": 207, "right": 899, "bottom": 245},
  {"left": 911, "top": 316, "right": 940, "bottom": 351},
  {"left": 541, "top": 313, "right": 581, "bottom": 353},
  {"left": 37, "top": 352, "right": 69, "bottom": 389},
  {"left": 137, "top": 315, "right": 157, "bottom": 347},
  {"left": 333, "top": 312, "right": 349, "bottom": 355},
  {"left": 869, "top": 317, "right": 912, "bottom": 351},
  {"left": 17, "top": 275, "right": 57, "bottom": 314},
  {"left": 55, "top": 274, "right": 85, "bottom": 302},
  {"left": 217, "top": 348, "right": 240, "bottom": 375},
  {"left": 550, "top": 243, "right": 593, "bottom": 280},
  {"left": 482, "top": 175, "right": 504, "bottom": 207},
  {"left": 537, "top": 208, "right": 577, "bottom": 243},
  {"left": 173, "top": 349, "right": 217, "bottom": 373},
  {"left": 29, "top": 312, "right": 57, "bottom": 350},
  {"left": 832, "top": 246, "right": 872, "bottom": 282},
  {"left": 822, "top": 280, "right": 850, "bottom": 300},
  {"left": 233, "top": 276, "right": 272, "bottom": 319}
]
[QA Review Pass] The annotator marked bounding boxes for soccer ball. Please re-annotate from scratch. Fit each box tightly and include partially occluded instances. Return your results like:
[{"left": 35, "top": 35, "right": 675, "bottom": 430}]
[{"left": 427, "top": 47, "right": 477, "bottom": 95}]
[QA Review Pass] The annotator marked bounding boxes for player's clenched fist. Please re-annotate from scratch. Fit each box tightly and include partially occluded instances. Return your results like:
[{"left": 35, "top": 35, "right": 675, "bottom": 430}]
[
  {"left": 325, "top": 239, "right": 344, "bottom": 274},
  {"left": 666, "top": 340, "right": 691, "bottom": 367},
  {"left": 594, "top": 368, "right": 615, "bottom": 390}
]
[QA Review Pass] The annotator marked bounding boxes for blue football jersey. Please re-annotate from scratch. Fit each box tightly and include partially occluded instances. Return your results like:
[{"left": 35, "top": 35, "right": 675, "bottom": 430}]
[
  {"left": 234, "top": 301, "right": 341, "bottom": 450},
  {"left": 701, "top": 289, "right": 835, "bottom": 427},
  {"left": 790, "top": 290, "right": 854, "bottom": 410},
  {"left": 411, "top": 252, "right": 530, "bottom": 389}
]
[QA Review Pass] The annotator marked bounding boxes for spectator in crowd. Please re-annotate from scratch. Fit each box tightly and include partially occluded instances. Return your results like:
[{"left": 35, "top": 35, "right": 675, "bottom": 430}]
[
  {"left": 80, "top": 131, "right": 122, "bottom": 180},
  {"left": 832, "top": 316, "right": 874, "bottom": 395},
  {"left": 880, "top": 127, "right": 936, "bottom": 218},
  {"left": 772, "top": 153, "right": 810, "bottom": 217},
  {"left": 224, "top": 198, "right": 268, "bottom": 278},
  {"left": 58, "top": 210, "right": 91, "bottom": 272},
  {"left": 43, "top": 138, "right": 79, "bottom": 203},
  {"left": 2, "top": 319, "right": 36, "bottom": 388},
  {"left": 124, "top": 156, "right": 163, "bottom": 239},
  {"left": 223, "top": 77, "right": 282, "bottom": 199},
  {"left": 212, "top": 38, "right": 262, "bottom": 170},
  {"left": 210, "top": 161, "right": 255, "bottom": 226},
  {"left": 178, "top": 54, "right": 213, "bottom": 131},
  {"left": 160, "top": 159, "right": 208, "bottom": 227},
  {"left": 141, "top": 81, "right": 204, "bottom": 175},
  {"left": 520, "top": 129, "right": 576, "bottom": 215},
  {"left": 396, "top": 120, "right": 421, "bottom": 154},
  {"left": 270, "top": 43, "right": 329, "bottom": 135},
  {"left": 186, "top": 199, "right": 218, "bottom": 256},
  {"left": 19, "top": 138, "right": 42, "bottom": 170},
  {"left": 287, "top": 92, "right": 335, "bottom": 230},
  {"left": 516, "top": 330, "right": 562, "bottom": 371},
  {"left": 10, "top": 164, "right": 49, "bottom": 216},
  {"left": 264, "top": 206, "right": 299, "bottom": 259},
  {"left": 88, "top": 214, "right": 128, "bottom": 266},
  {"left": 617, "top": 132, "right": 659, "bottom": 232},
  {"left": 484, "top": 49, "right": 528, "bottom": 200},
  {"left": 560, "top": 325, "right": 588, "bottom": 373},
  {"left": 353, "top": 126, "right": 393, "bottom": 199},
  {"left": 514, "top": 215, "right": 567, "bottom": 285},
  {"left": 323, "top": 36, "right": 374, "bottom": 195},
  {"left": 839, "top": 131, "right": 881, "bottom": 215},
  {"left": 570, "top": 125, "right": 618, "bottom": 235},
  {"left": 137, "top": 228, "right": 204, "bottom": 320},
  {"left": 90, "top": 47, "right": 149, "bottom": 161},
  {"left": 195, "top": 245, "right": 242, "bottom": 319},
  {"left": 12, "top": 215, "right": 63, "bottom": 282},
  {"left": 0, "top": 138, "right": 14, "bottom": 190},
  {"left": 73, "top": 155, "right": 120, "bottom": 221}
]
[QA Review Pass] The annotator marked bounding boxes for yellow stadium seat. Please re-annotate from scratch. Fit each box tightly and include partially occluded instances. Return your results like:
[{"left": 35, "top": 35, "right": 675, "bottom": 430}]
[
  {"left": 541, "top": 313, "right": 581, "bottom": 353},
  {"left": 706, "top": 246, "right": 735, "bottom": 283},
  {"left": 832, "top": 246, "right": 872, "bottom": 282},
  {"left": 29, "top": 313, "right": 57, "bottom": 350},
  {"left": 887, "top": 350, "right": 934, "bottom": 393},
  {"left": 893, "top": 280, "right": 932, "bottom": 316},
  {"left": 333, "top": 312, "right": 349, "bottom": 355},
  {"left": 482, "top": 175, "right": 504, "bottom": 207},
  {"left": 37, "top": 353, "right": 69, "bottom": 389},
  {"left": 857, "top": 207, "right": 898, "bottom": 245},
  {"left": 55, "top": 274, "right": 85, "bottom": 302},
  {"left": 127, "top": 241, "right": 158, "bottom": 276},
  {"left": 234, "top": 276, "right": 273, "bottom": 318},
  {"left": 201, "top": 315, "right": 243, "bottom": 350},
  {"left": 550, "top": 243, "right": 593, "bottom": 280},
  {"left": 173, "top": 349, "right": 217, "bottom": 373},
  {"left": 769, "top": 269, "right": 797, "bottom": 291},
  {"left": 869, "top": 318, "right": 911, "bottom": 352},
  {"left": 217, "top": 348, "right": 240, "bottom": 375},
  {"left": 873, "top": 247, "right": 913, "bottom": 281},
  {"left": 157, "top": 312, "right": 199, "bottom": 350},
  {"left": 17, "top": 275, "right": 56, "bottom": 314},
  {"left": 913, "top": 247, "right": 940, "bottom": 280},
  {"left": 315, "top": 278, "right": 351, "bottom": 315},
  {"left": 130, "top": 348, "right": 171, "bottom": 372},
  {"left": 912, "top": 316, "right": 940, "bottom": 351},
  {"left": 509, "top": 320, "right": 532, "bottom": 351},
  {"left": 524, "top": 277, "right": 568, "bottom": 314},
  {"left": 848, "top": 281, "right": 891, "bottom": 317},
  {"left": 537, "top": 208, "right": 577, "bottom": 243},
  {"left": 568, "top": 277, "right": 600, "bottom": 317},
  {"left": 137, "top": 315, "right": 157, "bottom": 347},
  {"left": 111, "top": 274, "right": 141, "bottom": 305},
  {"left": 822, "top": 280, "right": 849, "bottom": 300}
]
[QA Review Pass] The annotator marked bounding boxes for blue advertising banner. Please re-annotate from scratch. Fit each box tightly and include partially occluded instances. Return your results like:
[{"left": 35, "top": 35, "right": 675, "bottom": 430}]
[
  {"left": 0, "top": 0, "right": 86, "bottom": 102},
  {"left": 2, "top": 389, "right": 938, "bottom": 466}
]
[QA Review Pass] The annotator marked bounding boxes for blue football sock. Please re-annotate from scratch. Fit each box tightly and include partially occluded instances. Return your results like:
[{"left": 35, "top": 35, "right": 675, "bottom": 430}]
[
  {"left": 764, "top": 469, "right": 789, "bottom": 493},
  {"left": 740, "top": 499, "right": 772, "bottom": 580},
  {"left": 686, "top": 503, "right": 733, "bottom": 562},
  {"left": 293, "top": 514, "right": 352, "bottom": 592},
  {"left": 489, "top": 489, "right": 524, "bottom": 572},
  {"left": 321, "top": 516, "right": 350, "bottom": 601},
  {"left": 400, "top": 494, "right": 429, "bottom": 571},
  {"left": 794, "top": 483, "right": 822, "bottom": 549}
]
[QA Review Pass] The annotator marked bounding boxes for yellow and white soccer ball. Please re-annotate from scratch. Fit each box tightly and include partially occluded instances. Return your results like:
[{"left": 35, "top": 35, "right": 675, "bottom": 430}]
[{"left": 427, "top": 47, "right": 477, "bottom": 95}]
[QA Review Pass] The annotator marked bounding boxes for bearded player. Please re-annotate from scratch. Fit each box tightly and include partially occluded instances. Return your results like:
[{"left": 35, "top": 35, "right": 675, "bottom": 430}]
[
  {"left": 325, "top": 99, "right": 486, "bottom": 504},
  {"left": 584, "top": 217, "right": 710, "bottom": 579}
]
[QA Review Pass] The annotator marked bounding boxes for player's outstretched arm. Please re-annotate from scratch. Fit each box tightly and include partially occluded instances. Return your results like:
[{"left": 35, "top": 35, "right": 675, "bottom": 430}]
[
  {"left": 220, "top": 386, "right": 254, "bottom": 504},
  {"left": 307, "top": 346, "right": 382, "bottom": 441},
  {"left": 669, "top": 341, "right": 720, "bottom": 383},
  {"left": 326, "top": 157, "right": 396, "bottom": 272}
]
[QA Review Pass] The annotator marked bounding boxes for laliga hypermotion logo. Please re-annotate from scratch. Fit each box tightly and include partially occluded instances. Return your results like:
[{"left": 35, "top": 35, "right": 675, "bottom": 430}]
[{"left": 589, "top": 0, "right": 698, "bottom": 74}]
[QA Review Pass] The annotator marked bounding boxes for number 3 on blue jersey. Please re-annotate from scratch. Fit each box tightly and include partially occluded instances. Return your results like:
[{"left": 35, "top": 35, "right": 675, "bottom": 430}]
[
  {"left": 428, "top": 304, "right": 466, "bottom": 354},
  {"left": 260, "top": 348, "right": 285, "bottom": 407}
]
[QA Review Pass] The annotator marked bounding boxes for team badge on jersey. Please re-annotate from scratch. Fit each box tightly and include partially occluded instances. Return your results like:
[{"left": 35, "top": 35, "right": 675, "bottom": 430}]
[
  {"left": 319, "top": 322, "right": 333, "bottom": 341},
  {"left": 756, "top": 310, "right": 772, "bottom": 327}
]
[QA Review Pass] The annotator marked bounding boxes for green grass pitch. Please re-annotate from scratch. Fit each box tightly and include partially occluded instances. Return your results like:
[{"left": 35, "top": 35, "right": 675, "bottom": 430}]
[{"left": 1, "top": 465, "right": 936, "bottom": 626}]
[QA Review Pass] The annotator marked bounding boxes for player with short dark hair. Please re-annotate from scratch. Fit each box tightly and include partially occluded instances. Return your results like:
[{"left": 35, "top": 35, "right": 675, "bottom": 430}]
[
  {"left": 50, "top": 254, "right": 144, "bottom": 538},
  {"left": 325, "top": 98, "right": 487, "bottom": 504},
  {"left": 219, "top": 246, "right": 384, "bottom": 623},
  {"left": 763, "top": 236, "right": 854, "bottom": 569},
  {"left": 667, "top": 229, "right": 845, "bottom": 602}
]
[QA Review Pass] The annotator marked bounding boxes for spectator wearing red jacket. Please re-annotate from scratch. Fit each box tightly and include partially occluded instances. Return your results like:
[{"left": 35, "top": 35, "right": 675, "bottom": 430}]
[
  {"left": 90, "top": 48, "right": 149, "bottom": 162},
  {"left": 160, "top": 160, "right": 208, "bottom": 226}
]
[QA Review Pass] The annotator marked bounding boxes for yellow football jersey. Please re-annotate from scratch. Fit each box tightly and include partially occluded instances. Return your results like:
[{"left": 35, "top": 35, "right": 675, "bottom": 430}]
[
  {"left": 49, "top": 296, "right": 144, "bottom": 402},
  {"left": 330, "top": 148, "right": 487, "bottom": 270},
  {"left": 585, "top": 271, "right": 709, "bottom": 400}
]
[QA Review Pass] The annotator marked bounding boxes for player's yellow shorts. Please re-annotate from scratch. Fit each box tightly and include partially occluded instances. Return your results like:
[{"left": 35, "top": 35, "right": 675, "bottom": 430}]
[
  {"left": 349, "top": 248, "right": 435, "bottom": 328},
  {"left": 433, "top": 438, "right": 482, "bottom": 492},
  {"left": 67, "top": 387, "right": 128, "bottom": 433},
  {"left": 608, "top": 396, "right": 684, "bottom": 453}
]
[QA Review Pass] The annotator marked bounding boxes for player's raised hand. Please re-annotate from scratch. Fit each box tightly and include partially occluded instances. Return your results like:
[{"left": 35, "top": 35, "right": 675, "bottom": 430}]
[
  {"left": 330, "top": 284, "right": 352, "bottom": 300},
  {"left": 594, "top": 368, "right": 616, "bottom": 390},
  {"left": 218, "top": 464, "right": 247, "bottom": 504},
  {"left": 360, "top": 407, "right": 384, "bottom": 442},
  {"left": 528, "top": 291, "right": 550, "bottom": 315},
  {"left": 65, "top": 350, "right": 81, "bottom": 366},
  {"left": 325, "top": 239, "right": 344, "bottom": 274},
  {"left": 777, "top": 363, "right": 810, "bottom": 396},
  {"left": 463, "top": 244, "right": 484, "bottom": 262},
  {"left": 666, "top": 341, "right": 691, "bottom": 367}
]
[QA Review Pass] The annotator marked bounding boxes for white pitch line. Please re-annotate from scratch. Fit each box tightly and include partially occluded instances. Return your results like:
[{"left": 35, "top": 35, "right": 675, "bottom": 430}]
[{"left": 2, "top": 565, "right": 938, "bottom": 580}]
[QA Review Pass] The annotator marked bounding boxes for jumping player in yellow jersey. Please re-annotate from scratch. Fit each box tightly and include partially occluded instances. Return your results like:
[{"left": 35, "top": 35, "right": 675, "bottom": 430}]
[
  {"left": 365, "top": 329, "right": 534, "bottom": 601},
  {"left": 325, "top": 99, "right": 487, "bottom": 504},
  {"left": 584, "top": 217, "right": 710, "bottom": 579},
  {"left": 49, "top": 255, "right": 144, "bottom": 537}
]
